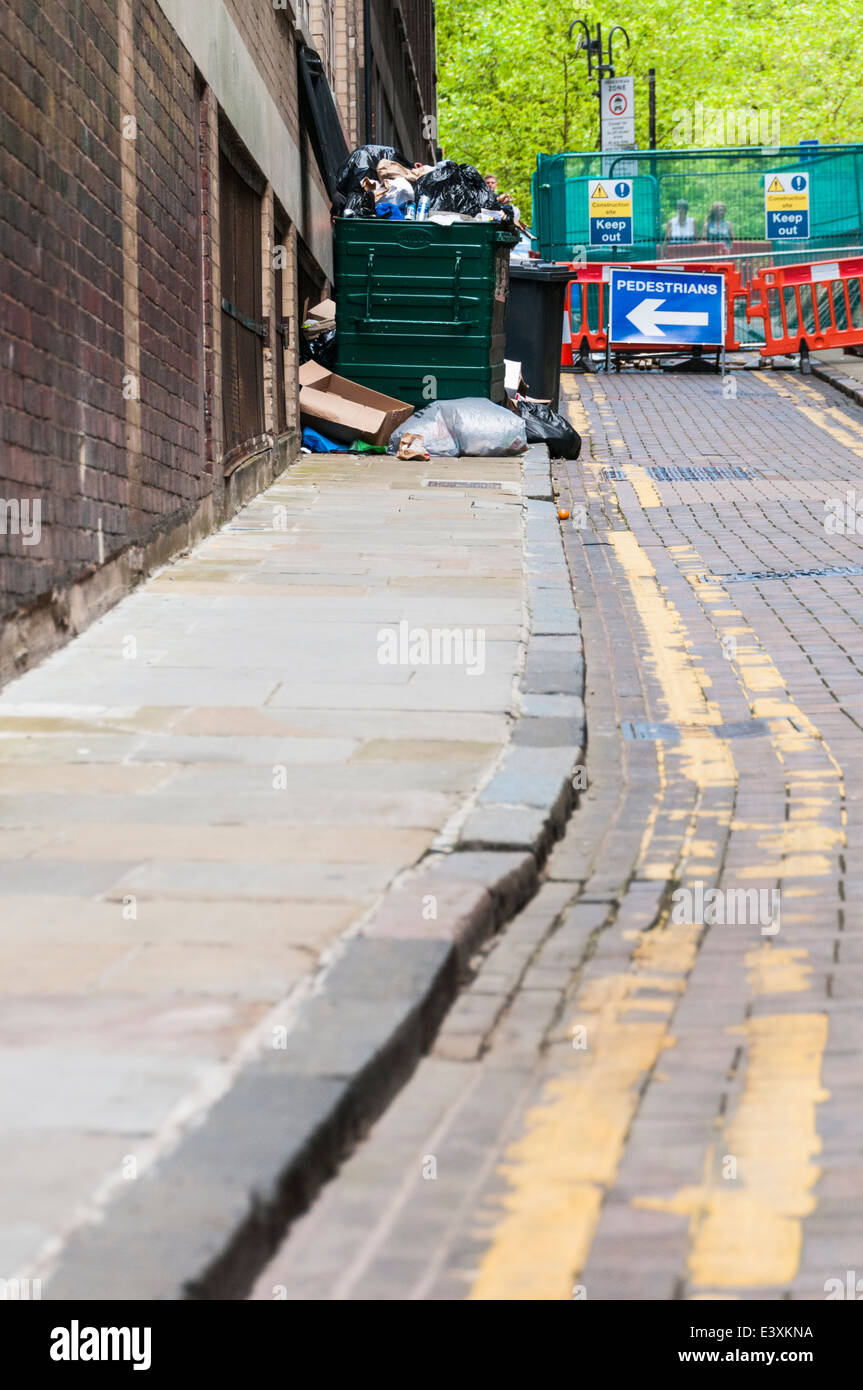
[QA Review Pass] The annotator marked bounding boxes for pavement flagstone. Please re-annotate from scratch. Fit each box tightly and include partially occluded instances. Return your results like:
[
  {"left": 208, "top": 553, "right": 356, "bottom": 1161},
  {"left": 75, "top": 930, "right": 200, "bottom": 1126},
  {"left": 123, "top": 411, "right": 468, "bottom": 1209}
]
[{"left": 0, "top": 449, "right": 534, "bottom": 1287}]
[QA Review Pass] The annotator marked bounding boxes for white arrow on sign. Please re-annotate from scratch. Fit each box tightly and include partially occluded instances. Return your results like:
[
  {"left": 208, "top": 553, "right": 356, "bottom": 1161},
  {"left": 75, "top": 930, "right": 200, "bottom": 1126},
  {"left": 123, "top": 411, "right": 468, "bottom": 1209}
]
[{"left": 626, "top": 298, "right": 710, "bottom": 337}]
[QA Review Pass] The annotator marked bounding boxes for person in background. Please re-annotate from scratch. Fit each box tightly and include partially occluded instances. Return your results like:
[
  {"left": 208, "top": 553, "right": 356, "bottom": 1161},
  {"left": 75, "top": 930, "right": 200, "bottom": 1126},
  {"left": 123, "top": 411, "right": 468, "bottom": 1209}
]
[
  {"left": 485, "top": 173, "right": 521, "bottom": 225},
  {"left": 704, "top": 201, "right": 733, "bottom": 242},
  {"left": 666, "top": 199, "right": 695, "bottom": 242}
]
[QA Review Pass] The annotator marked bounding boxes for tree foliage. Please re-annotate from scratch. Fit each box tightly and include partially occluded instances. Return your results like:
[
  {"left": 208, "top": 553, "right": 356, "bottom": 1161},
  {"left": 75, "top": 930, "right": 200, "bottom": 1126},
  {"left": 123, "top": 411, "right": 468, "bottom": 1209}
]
[{"left": 437, "top": 0, "right": 863, "bottom": 220}]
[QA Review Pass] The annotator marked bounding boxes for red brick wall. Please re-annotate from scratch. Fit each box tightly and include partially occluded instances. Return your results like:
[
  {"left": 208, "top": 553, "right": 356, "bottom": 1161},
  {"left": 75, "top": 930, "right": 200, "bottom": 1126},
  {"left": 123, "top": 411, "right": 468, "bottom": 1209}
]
[
  {"left": 133, "top": 0, "right": 204, "bottom": 524},
  {"left": 0, "top": 0, "right": 204, "bottom": 621}
]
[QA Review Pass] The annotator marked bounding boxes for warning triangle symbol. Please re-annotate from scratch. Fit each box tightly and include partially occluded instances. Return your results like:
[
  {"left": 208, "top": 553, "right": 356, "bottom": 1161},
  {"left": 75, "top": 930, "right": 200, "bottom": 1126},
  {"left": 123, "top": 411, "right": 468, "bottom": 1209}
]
[
  {"left": 767, "top": 176, "right": 784, "bottom": 193},
  {"left": 593, "top": 183, "right": 608, "bottom": 199}
]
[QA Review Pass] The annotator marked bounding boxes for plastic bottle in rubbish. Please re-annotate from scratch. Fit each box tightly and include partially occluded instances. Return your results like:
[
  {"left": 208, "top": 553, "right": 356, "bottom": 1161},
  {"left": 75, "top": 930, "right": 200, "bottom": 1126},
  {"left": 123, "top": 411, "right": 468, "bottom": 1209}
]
[
  {"left": 405, "top": 203, "right": 416, "bottom": 220},
  {"left": 416, "top": 195, "right": 430, "bottom": 221}
]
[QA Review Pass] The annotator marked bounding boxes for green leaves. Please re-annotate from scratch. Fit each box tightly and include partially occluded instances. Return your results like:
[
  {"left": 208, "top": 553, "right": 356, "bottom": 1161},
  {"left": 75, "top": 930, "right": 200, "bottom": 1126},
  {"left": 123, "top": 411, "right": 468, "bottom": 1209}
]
[{"left": 437, "top": 0, "right": 863, "bottom": 221}]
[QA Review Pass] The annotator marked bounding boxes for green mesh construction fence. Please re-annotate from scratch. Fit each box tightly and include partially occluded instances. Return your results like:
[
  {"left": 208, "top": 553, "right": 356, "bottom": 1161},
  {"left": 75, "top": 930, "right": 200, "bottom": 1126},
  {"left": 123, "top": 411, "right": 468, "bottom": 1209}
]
[{"left": 535, "top": 144, "right": 863, "bottom": 273}]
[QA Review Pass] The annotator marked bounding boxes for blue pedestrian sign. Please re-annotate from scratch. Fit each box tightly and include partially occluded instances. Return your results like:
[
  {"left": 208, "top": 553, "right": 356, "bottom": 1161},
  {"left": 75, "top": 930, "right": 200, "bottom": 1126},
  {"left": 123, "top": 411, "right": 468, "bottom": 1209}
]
[
  {"left": 588, "top": 178, "right": 633, "bottom": 247},
  {"left": 609, "top": 268, "right": 725, "bottom": 346}
]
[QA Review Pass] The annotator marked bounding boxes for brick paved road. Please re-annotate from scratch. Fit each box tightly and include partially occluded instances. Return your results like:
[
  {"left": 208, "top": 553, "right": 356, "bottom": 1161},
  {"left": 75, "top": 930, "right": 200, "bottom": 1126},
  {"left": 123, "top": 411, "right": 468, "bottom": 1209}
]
[{"left": 251, "top": 366, "right": 863, "bottom": 1301}]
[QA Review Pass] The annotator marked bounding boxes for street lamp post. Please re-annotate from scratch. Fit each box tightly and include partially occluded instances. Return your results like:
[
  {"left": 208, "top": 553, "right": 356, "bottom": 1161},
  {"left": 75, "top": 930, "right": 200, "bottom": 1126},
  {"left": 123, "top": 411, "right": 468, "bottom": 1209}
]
[{"left": 568, "top": 19, "right": 630, "bottom": 151}]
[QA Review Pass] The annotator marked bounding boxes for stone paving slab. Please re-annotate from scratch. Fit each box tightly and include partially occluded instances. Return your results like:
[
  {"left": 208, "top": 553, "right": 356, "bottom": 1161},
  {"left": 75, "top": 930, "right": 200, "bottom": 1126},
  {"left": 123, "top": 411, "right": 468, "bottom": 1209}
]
[
  {"left": 1, "top": 443, "right": 588, "bottom": 1299},
  {"left": 0, "top": 452, "right": 521, "bottom": 1293}
]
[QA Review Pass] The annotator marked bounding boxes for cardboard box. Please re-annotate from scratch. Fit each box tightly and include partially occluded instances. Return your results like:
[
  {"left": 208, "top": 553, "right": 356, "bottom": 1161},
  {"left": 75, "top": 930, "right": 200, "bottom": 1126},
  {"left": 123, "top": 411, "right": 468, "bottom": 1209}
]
[
  {"left": 299, "top": 362, "right": 413, "bottom": 447},
  {"left": 302, "top": 297, "right": 337, "bottom": 340},
  {"left": 306, "top": 297, "right": 336, "bottom": 323}
]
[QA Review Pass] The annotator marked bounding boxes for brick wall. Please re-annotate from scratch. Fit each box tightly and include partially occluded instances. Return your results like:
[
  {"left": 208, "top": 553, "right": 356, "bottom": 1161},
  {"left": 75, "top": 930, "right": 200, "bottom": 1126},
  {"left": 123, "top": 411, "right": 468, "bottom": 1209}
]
[
  {"left": 309, "top": 0, "right": 336, "bottom": 87},
  {"left": 0, "top": 0, "right": 205, "bottom": 626},
  {"left": 132, "top": 0, "right": 203, "bottom": 528},
  {"left": 332, "top": 0, "right": 362, "bottom": 148},
  {"left": 0, "top": 0, "right": 436, "bottom": 681},
  {"left": 1, "top": 0, "right": 128, "bottom": 614}
]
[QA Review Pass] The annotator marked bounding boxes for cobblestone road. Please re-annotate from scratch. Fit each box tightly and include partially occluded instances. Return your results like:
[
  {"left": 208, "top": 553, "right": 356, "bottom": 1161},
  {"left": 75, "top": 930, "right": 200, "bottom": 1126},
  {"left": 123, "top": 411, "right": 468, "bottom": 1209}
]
[{"left": 252, "top": 366, "right": 863, "bottom": 1301}]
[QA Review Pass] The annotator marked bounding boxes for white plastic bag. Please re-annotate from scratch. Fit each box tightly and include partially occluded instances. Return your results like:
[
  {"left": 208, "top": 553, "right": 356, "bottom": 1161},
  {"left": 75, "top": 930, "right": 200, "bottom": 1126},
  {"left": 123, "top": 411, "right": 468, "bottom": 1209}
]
[
  {"left": 388, "top": 402, "right": 459, "bottom": 457},
  {"left": 443, "top": 398, "right": 527, "bottom": 456},
  {"left": 381, "top": 176, "right": 415, "bottom": 208},
  {"left": 388, "top": 398, "right": 527, "bottom": 458}
]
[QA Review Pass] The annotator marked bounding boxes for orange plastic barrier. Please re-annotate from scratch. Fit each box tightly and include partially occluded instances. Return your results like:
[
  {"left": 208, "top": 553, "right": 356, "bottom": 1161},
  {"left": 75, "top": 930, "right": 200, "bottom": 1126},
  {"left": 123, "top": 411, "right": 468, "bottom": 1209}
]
[
  {"left": 561, "top": 259, "right": 746, "bottom": 365},
  {"left": 562, "top": 264, "right": 610, "bottom": 364},
  {"left": 746, "top": 256, "right": 863, "bottom": 359}
]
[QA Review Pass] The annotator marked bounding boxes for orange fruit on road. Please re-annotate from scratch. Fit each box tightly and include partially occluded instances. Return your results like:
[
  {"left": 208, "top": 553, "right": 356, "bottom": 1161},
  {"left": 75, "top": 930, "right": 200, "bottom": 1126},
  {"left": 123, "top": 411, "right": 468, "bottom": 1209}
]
[{"left": 557, "top": 508, "right": 570, "bottom": 520}]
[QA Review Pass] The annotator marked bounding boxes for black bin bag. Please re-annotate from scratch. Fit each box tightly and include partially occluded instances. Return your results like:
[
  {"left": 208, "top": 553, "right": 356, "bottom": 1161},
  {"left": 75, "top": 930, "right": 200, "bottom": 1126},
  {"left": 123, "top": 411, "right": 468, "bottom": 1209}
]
[
  {"left": 514, "top": 399, "right": 581, "bottom": 460},
  {"left": 414, "top": 161, "right": 513, "bottom": 219},
  {"left": 335, "top": 144, "right": 412, "bottom": 199}
]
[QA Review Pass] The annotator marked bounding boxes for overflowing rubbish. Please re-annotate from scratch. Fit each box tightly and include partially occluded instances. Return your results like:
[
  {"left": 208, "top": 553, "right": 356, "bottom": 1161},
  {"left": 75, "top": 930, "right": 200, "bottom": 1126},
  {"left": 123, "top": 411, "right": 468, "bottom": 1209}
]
[
  {"left": 513, "top": 398, "right": 581, "bottom": 460},
  {"left": 342, "top": 186, "right": 375, "bottom": 218},
  {"left": 294, "top": 145, "right": 579, "bottom": 460},
  {"left": 333, "top": 142, "right": 517, "bottom": 226},
  {"left": 334, "top": 145, "right": 412, "bottom": 203},
  {"left": 388, "top": 398, "right": 527, "bottom": 458},
  {"left": 414, "top": 160, "right": 508, "bottom": 219}
]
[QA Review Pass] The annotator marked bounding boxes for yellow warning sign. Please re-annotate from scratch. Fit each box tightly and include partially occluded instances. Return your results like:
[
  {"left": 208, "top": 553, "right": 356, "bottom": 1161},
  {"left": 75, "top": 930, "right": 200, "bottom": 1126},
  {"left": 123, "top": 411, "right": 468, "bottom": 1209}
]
[
  {"left": 588, "top": 178, "right": 632, "bottom": 219},
  {"left": 589, "top": 175, "right": 633, "bottom": 245},
  {"left": 765, "top": 171, "right": 809, "bottom": 237}
]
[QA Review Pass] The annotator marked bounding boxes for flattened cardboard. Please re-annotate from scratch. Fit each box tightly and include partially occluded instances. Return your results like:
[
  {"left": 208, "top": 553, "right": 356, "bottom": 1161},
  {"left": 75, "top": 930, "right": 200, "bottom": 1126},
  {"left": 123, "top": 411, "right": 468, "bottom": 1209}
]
[
  {"left": 307, "top": 298, "right": 336, "bottom": 322},
  {"left": 298, "top": 361, "right": 413, "bottom": 446}
]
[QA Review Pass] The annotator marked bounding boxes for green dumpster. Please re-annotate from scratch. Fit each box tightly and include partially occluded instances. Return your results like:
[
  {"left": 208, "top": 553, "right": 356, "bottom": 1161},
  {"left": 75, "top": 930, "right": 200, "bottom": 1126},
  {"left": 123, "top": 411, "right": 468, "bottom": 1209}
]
[{"left": 334, "top": 217, "right": 520, "bottom": 407}]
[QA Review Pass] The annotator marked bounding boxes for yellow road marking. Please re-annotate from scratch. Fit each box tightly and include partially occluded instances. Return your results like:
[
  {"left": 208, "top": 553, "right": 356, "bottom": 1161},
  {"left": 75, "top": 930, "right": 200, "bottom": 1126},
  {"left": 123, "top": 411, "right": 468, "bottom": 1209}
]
[
  {"left": 468, "top": 481, "right": 838, "bottom": 1300},
  {"left": 635, "top": 1012, "right": 828, "bottom": 1289},
  {"left": 624, "top": 465, "right": 662, "bottom": 508},
  {"left": 746, "top": 943, "right": 811, "bottom": 994},
  {"left": 467, "top": 924, "right": 695, "bottom": 1301},
  {"left": 468, "top": 533, "right": 731, "bottom": 1300},
  {"left": 560, "top": 375, "right": 592, "bottom": 436},
  {"left": 760, "top": 373, "right": 863, "bottom": 456}
]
